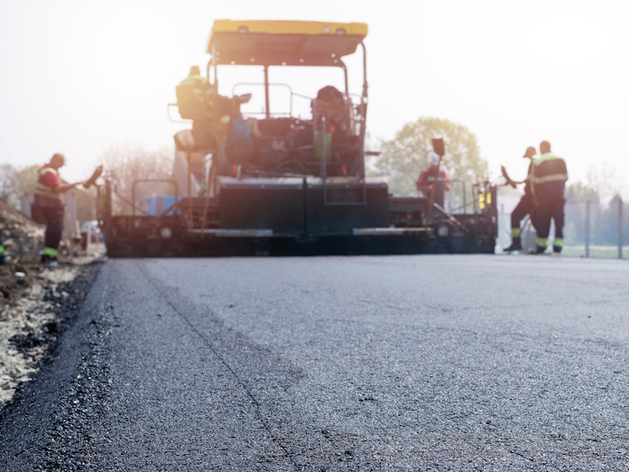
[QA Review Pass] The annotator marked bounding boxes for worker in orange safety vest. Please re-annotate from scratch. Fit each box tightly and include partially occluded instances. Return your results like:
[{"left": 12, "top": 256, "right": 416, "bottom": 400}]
[{"left": 35, "top": 153, "right": 84, "bottom": 266}]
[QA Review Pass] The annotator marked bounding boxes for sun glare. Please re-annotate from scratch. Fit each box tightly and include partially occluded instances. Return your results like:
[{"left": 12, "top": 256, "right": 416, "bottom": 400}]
[
  {"left": 102, "top": 25, "right": 160, "bottom": 83},
  {"left": 81, "top": 5, "right": 177, "bottom": 86},
  {"left": 526, "top": 14, "right": 612, "bottom": 68},
  {"left": 77, "top": 6, "right": 181, "bottom": 116}
]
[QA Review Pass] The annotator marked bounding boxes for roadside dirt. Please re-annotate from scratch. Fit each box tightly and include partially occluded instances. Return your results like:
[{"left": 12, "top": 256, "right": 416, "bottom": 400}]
[
  {"left": 0, "top": 199, "right": 44, "bottom": 265},
  {"left": 1, "top": 198, "right": 45, "bottom": 311},
  {"left": 0, "top": 198, "right": 103, "bottom": 406},
  {"left": 0, "top": 198, "right": 84, "bottom": 308},
  {"left": 0, "top": 263, "right": 44, "bottom": 310},
  {"left": 0, "top": 261, "right": 102, "bottom": 405}
]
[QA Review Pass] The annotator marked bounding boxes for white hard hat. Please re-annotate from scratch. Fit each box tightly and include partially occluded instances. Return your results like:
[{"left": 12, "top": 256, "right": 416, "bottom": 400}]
[{"left": 429, "top": 153, "right": 441, "bottom": 166}]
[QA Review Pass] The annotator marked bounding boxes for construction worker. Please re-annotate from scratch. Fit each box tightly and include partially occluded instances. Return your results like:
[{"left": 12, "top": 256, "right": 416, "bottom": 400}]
[
  {"left": 35, "top": 153, "right": 84, "bottom": 266},
  {"left": 530, "top": 141, "right": 568, "bottom": 254},
  {"left": 180, "top": 66, "right": 209, "bottom": 104},
  {"left": 504, "top": 146, "right": 538, "bottom": 252},
  {"left": 180, "top": 66, "right": 208, "bottom": 87},
  {"left": 417, "top": 153, "right": 451, "bottom": 207}
]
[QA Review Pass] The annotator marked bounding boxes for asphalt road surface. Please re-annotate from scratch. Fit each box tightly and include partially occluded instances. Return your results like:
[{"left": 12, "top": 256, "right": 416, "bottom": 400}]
[{"left": 2, "top": 255, "right": 629, "bottom": 471}]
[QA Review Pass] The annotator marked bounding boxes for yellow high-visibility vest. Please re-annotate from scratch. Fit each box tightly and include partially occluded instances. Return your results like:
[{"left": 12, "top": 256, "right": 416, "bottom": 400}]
[{"left": 35, "top": 167, "right": 62, "bottom": 201}]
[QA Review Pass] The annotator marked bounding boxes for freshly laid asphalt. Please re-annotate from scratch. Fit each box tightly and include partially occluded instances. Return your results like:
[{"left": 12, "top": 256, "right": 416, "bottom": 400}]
[{"left": 1, "top": 254, "right": 629, "bottom": 471}]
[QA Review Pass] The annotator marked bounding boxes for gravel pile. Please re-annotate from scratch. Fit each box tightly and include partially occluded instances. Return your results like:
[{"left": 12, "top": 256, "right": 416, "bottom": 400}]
[
  {"left": 0, "top": 199, "right": 103, "bottom": 407},
  {"left": 0, "top": 199, "right": 46, "bottom": 311},
  {"left": 0, "top": 199, "right": 44, "bottom": 266},
  {"left": 0, "top": 266, "right": 81, "bottom": 403}
]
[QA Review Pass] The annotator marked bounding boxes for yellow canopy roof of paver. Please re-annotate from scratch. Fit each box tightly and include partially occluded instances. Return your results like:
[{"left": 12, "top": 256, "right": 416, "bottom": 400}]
[{"left": 206, "top": 20, "right": 368, "bottom": 66}]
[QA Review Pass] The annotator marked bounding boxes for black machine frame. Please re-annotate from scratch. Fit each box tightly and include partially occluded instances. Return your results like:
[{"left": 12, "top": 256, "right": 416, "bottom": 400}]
[{"left": 99, "top": 20, "right": 498, "bottom": 257}]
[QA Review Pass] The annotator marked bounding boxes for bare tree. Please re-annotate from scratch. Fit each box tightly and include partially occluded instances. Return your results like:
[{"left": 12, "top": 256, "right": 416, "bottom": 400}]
[
  {"left": 0, "top": 164, "right": 18, "bottom": 202},
  {"left": 100, "top": 142, "right": 175, "bottom": 215},
  {"left": 587, "top": 161, "right": 625, "bottom": 207},
  {"left": 0, "top": 163, "right": 39, "bottom": 210}
]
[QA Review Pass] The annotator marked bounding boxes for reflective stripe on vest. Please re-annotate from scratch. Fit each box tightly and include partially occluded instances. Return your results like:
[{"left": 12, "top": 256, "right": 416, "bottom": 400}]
[
  {"left": 531, "top": 153, "right": 568, "bottom": 195},
  {"left": 35, "top": 167, "right": 62, "bottom": 201},
  {"left": 180, "top": 74, "right": 208, "bottom": 86},
  {"left": 532, "top": 173, "right": 569, "bottom": 184}
]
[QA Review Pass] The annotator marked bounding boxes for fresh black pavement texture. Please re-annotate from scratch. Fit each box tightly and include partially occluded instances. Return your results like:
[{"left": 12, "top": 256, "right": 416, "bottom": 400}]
[
  {"left": 1, "top": 255, "right": 629, "bottom": 470},
  {"left": 0, "top": 261, "right": 103, "bottom": 470}
]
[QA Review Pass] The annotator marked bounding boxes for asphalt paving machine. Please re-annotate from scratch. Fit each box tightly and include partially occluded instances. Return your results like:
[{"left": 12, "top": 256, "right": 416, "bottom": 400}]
[{"left": 99, "top": 20, "right": 497, "bottom": 257}]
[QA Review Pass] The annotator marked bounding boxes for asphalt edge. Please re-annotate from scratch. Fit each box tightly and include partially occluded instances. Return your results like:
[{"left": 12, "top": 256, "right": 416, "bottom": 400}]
[{"left": 0, "top": 261, "right": 109, "bottom": 471}]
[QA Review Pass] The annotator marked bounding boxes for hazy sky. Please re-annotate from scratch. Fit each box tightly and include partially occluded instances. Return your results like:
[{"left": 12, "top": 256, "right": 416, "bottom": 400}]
[{"left": 1, "top": 0, "right": 628, "bottom": 195}]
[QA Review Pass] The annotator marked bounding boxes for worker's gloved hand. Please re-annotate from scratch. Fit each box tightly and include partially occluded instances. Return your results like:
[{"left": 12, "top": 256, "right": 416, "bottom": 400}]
[{"left": 501, "top": 165, "right": 516, "bottom": 188}]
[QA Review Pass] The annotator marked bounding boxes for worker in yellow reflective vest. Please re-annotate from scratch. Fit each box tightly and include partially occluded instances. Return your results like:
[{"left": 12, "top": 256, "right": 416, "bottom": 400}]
[
  {"left": 180, "top": 65, "right": 209, "bottom": 105},
  {"left": 35, "top": 153, "right": 84, "bottom": 266},
  {"left": 530, "top": 141, "right": 568, "bottom": 254}
]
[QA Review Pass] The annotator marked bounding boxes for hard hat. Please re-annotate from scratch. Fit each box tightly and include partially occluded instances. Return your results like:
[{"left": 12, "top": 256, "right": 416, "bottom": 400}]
[
  {"left": 523, "top": 147, "right": 536, "bottom": 157},
  {"left": 429, "top": 153, "right": 440, "bottom": 166}
]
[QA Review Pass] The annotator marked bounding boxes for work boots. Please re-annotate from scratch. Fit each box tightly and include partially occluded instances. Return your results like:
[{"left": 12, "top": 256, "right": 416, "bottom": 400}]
[
  {"left": 504, "top": 237, "right": 522, "bottom": 253},
  {"left": 41, "top": 254, "right": 59, "bottom": 267}
]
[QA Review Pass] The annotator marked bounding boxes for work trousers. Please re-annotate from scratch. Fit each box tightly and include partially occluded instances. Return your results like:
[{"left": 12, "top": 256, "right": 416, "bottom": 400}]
[
  {"left": 43, "top": 207, "right": 65, "bottom": 252},
  {"left": 511, "top": 194, "right": 533, "bottom": 235},
  {"left": 534, "top": 194, "right": 565, "bottom": 245}
]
